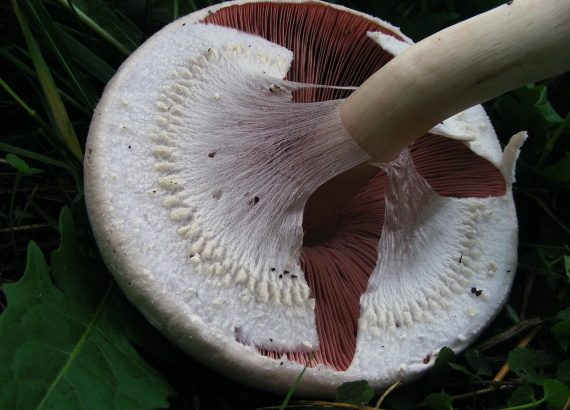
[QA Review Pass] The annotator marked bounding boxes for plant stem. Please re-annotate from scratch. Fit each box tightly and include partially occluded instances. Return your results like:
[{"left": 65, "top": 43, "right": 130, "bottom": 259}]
[
  {"left": 279, "top": 352, "right": 315, "bottom": 410},
  {"left": 55, "top": 0, "right": 132, "bottom": 57},
  {"left": 173, "top": 0, "right": 179, "bottom": 20},
  {"left": 0, "top": 78, "right": 54, "bottom": 135},
  {"left": 501, "top": 397, "right": 545, "bottom": 410}
]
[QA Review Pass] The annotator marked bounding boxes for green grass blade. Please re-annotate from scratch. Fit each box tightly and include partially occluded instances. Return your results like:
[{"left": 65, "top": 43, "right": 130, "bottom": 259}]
[
  {"left": 56, "top": 0, "right": 143, "bottom": 57},
  {"left": 2, "top": 48, "right": 91, "bottom": 117},
  {"left": 0, "top": 143, "right": 72, "bottom": 170},
  {"left": 187, "top": 0, "right": 198, "bottom": 11},
  {"left": 19, "top": 0, "right": 98, "bottom": 110},
  {"left": 1, "top": 33, "right": 111, "bottom": 112},
  {"left": 29, "top": 200, "right": 61, "bottom": 233},
  {"left": 0, "top": 48, "right": 37, "bottom": 78},
  {"left": 173, "top": 0, "right": 179, "bottom": 20},
  {"left": 58, "top": 29, "right": 115, "bottom": 84},
  {"left": 279, "top": 353, "right": 314, "bottom": 410},
  {"left": 12, "top": 0, "right": 83, "bottom": 162},
  {"left": 0, "top": 77, "right": 54, "bottom": 136}
]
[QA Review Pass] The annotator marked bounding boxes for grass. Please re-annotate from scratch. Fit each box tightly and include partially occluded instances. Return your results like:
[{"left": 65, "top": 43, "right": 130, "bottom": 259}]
[{"left": 1, "top": 0, "right": 569, "bottom": 409}]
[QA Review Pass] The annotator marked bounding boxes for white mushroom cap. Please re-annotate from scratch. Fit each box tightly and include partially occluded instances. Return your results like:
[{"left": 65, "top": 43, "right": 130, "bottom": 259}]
[{"left": 85, "top": 0, "right": 523, "bottom": 396}]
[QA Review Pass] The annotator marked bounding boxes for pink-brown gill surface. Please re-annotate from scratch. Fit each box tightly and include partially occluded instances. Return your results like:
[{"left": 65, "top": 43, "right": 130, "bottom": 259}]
[{"left": 204, "top": 2, "right": 506, "bottom": 371}]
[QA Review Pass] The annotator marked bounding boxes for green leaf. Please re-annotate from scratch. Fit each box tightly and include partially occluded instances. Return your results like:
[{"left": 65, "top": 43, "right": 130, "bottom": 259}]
[
  {"left": 335, "top": 380, "right": 374, "bottom": 406},
  {"left": 556, "top": 307, "right": 570, "bottom": 321},
  {"left": 491, "top": 84, "right": 562, "bottom": 144},
  {"left": 0, "top": 208, "right": 175, "bottom": 409},
  {"left": 553, "top": 310, "right": 570, "bottom": 351},
  {"left": 425, "top": 393, "right": 454, "bottom": 410},
  {"left": 552, "top": 321, "right": 570, "bottom": 350},
  {"left": 565, "top": 255, "right": 570, "bottom": 282},
  {"left": 543, "top": 379, "right": 570, "bottom": 408},
  {"left": 556, "top": 360, "right": 570, "bottom": 383},
  {"left": 533, "top": 86, "right": 564, "bottom": 124},
  {"left": 538, "top": 153, "right": 570, "bottom": 186},
  {"left": 508, "top": 385, "right": 537, "bottom": 408},
  {"left": 6, "top": 153, "right": 43, "bottom": 175},
  {"left": 434, "top": 347, "right": 455, "bottom": 368},
  {"left": 508, "top": 348, "right": 556, "bottom": 385},
  {"left": 448, "top": 362, "right": 474, "bottom": 378},
  {"left": 465, "top": 349, "right": 492, "bottom": 377},
  {"left": 431, "top": 346, "right": 456, "bottom": 382}
]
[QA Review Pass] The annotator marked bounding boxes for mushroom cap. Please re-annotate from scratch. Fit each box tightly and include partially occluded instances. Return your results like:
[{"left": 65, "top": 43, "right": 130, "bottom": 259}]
[{"left": 85, "top": 0, "right": 520, "bottom": 397}]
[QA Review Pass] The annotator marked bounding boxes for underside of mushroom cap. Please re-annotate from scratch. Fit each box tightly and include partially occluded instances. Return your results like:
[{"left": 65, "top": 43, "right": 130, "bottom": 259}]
[{"left": 85, "top": 0, "right": 520, "bottom": 397}]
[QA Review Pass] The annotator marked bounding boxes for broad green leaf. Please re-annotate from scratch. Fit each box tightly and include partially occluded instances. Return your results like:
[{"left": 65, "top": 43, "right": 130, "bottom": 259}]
[
  {"left": 435, "top": 347, "right": 455, "bottom": 368},
  {"left": 0, "top": 208, "right": 175, "bottom": 409},
  {"left": 507, "top": 385, "right": 537, "bottom": 408},
  {"left": 334, "top": 380, "right": 374, "bottom": 406},
  {"left": 491, "top": 84, "right": 562, "bottom": 146},
  {"left": 512, "top": 84, "right": 564, "bottom": 125},
  {"left": 565, "top": 255, "right": 570, "bottom": 282},
  {"left": 425, "top": 393, "right": 454, "bottom": 410},
  {"left": 508, "top": 348, "right": 556, "bottom": 385},
  {"left": 543, "top": 379, "right": 570, "bottom": 407}
]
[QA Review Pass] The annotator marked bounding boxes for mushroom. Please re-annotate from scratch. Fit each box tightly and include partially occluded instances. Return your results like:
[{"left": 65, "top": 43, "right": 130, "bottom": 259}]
[{"left": 84, "top": 0, "right": 570, "bottom": 397}]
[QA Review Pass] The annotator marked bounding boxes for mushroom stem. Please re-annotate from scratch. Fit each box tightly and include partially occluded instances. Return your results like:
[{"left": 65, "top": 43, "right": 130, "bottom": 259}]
[{"left": 341, "top": 0, "right": 570, "bottom": 163}]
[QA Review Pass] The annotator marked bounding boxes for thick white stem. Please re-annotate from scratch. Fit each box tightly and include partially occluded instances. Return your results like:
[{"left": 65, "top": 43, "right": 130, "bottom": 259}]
[{"left": 341, "top": 0, "right": 570, "bottom": 163}]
